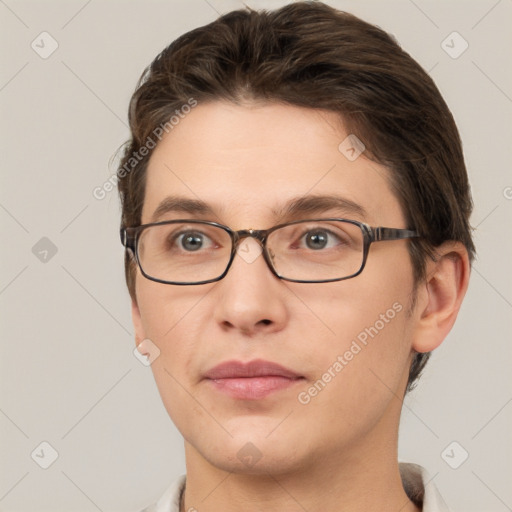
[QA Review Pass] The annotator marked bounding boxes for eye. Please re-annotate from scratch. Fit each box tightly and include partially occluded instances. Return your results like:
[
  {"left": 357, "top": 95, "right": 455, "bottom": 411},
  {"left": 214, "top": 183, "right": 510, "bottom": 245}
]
[
  {"left": 170, "top": 230, "right": 215, "bottom": 252},
  {"left": 299, "top": 228, "right": 348, "bottom": 250},
  {"left": 304, "top": 230, "right": 329, "bottom": 250}
]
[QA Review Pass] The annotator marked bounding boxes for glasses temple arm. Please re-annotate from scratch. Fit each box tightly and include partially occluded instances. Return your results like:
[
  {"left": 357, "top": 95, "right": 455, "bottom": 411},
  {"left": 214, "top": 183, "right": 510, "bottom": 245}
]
[{"left": 373, "top": 227, "right": 419, "bottom": 241}]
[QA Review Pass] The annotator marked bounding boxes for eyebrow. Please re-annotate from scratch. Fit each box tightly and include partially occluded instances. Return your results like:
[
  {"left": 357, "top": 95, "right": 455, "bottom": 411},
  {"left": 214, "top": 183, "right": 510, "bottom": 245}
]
[
  {"left": 273, "top": 194, "right": 368, "bottom": 221},
  {"left": 150, "top": 194, "right": 368, "bottom": 224},
  {"left": 150, "top": 196, "right": 217, "bottom": 223}
]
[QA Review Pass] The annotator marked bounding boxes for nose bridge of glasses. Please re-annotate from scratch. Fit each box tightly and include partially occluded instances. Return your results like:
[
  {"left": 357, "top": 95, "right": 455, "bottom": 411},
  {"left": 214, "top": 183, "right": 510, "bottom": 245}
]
[{"left": 233, "top": 228, "right": 267, "bottom": 248}]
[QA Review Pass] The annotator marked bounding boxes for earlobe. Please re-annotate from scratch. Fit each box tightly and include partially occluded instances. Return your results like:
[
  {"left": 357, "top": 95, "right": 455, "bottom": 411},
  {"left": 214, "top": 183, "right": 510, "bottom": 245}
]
[{"left": 411, "top": 242, "right": 471, "bottom": 353}]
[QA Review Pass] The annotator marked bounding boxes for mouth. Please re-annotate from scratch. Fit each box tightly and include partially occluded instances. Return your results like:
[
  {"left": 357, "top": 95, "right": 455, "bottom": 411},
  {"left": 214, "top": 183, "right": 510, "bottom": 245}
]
[{"left": 203, "top": 359, "right": 305, "bottom": 400}]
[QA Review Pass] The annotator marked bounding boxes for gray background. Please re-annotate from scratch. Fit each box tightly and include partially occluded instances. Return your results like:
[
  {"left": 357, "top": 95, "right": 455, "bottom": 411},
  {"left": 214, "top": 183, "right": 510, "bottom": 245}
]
[{"left": 1, "top": 0, "right": 511, "bottom": 510}]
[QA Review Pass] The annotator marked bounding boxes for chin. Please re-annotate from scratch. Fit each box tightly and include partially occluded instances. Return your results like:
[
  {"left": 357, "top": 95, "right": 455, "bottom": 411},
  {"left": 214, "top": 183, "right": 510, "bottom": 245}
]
[
  {"left": 192, "top": 429, "right": 305, "bottom": 475},
  {"left": 205, "top": 446, "right": 302, "bottom": 476}
]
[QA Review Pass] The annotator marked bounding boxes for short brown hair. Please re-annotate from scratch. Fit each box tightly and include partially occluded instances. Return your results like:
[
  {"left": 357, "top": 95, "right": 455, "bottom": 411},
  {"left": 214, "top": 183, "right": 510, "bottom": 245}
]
[{"left": 117, "top": 1, "right": 475, "bottom": 391}]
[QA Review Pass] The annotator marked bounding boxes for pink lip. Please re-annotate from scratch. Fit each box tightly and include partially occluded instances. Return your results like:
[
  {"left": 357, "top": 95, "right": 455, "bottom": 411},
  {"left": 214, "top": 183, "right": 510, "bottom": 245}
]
[{"left": 203, "top": 359, "right": 304, "bottom": 400}]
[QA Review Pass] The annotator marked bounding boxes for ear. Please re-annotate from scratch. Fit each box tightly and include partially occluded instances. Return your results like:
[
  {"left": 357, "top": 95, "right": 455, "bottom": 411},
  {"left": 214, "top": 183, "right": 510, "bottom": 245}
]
[
  {"left": 411, "top": 241, "right": 471, "bottom": 353},
  {"left": 131, "top": 297, "right": 147, "bottom": 348}
]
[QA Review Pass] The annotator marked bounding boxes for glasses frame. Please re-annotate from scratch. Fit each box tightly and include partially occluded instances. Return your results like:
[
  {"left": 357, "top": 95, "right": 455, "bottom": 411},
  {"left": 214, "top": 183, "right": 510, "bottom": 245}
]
[{"left": 120, "top": 218, "right": 420, "bottom": 285}]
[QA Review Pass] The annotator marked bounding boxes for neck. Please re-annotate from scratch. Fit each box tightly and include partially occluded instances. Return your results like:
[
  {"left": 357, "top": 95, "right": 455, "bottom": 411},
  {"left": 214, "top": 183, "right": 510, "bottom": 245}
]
[{"left": 180, "top": 436, "right": 420, "bottom": 512}]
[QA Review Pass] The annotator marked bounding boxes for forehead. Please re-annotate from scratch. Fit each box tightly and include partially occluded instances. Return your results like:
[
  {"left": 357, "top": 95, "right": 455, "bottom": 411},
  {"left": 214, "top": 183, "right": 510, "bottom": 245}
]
[{"left": 142, "top": 101, "right": 404, "bottom": 228}]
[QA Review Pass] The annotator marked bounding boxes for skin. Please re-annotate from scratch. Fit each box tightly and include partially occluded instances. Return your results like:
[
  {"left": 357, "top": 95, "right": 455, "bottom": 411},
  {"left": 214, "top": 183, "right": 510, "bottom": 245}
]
[{"left": 131, "top": 101, "right": 470, "bottom": 512}]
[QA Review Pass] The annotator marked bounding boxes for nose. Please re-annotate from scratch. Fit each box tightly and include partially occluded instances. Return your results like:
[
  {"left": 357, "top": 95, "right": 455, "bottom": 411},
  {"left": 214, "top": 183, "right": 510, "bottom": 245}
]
[{"left": 212, "top": 234, "right": 288, "bottom": 336}]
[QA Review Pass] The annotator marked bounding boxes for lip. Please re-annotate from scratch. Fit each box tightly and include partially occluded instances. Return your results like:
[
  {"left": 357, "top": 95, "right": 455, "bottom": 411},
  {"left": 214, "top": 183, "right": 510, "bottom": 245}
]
[
  {"left": 203, "top": 359, "right": 302, "bottom": 380},
  {"left": 203, "top": 359, "right": 304, "bottom": 400}
]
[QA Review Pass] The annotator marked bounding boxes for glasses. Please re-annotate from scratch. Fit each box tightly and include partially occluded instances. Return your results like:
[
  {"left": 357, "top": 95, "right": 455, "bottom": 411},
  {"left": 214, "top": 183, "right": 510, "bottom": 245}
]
[{"left": 120, "top": 218, "right": 420, "bottom": 285}]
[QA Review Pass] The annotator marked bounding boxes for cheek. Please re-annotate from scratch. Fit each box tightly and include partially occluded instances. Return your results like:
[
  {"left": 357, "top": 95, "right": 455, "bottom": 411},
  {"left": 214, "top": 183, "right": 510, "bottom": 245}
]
[
  {"left": 135, "top": 276, "right": 208, "bottom": 402},
  {"left": 295, "top": 299, "right": 412, "bottom": 442},
  {"left": 291, "top": 261, "right": 414, "bottom": 427},
  {"left": 136, "top": 274, "right": 209, "bottom": 341}
]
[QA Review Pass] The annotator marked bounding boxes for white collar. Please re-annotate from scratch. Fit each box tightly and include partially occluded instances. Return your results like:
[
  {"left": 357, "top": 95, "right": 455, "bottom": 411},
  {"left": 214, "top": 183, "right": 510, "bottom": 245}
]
[
  {"left": 141, "top": 462, "right": 450, "bottom": 512},
  {"left": 399, "top": 462, "right": 451, "bottom": 511}
]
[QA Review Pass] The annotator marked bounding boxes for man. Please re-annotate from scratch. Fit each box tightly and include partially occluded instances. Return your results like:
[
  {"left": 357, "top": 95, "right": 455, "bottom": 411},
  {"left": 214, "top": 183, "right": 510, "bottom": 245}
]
[{"left": 117, "top": 2, "right": 474, "bottom": 511}]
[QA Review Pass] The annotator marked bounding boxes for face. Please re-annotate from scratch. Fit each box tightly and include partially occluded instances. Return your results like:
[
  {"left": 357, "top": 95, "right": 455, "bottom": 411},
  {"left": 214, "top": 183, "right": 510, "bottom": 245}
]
[{"left": 132, "top": 101, "right": 418, "bottom": 474}]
